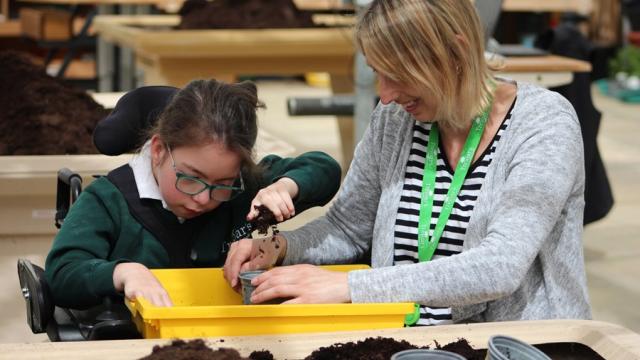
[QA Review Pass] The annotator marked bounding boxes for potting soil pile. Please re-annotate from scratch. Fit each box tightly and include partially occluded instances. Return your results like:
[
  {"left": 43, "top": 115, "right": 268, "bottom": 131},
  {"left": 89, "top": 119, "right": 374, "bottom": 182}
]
[
  {"left": 139, "top": 339, "right": 273, "bottom": 360},
  {"left": 178, "top": 0, "right": 315, "bottom": 29},
  {"left": 140, "top": 337, "right": 484, "bottom": 360},
  {"left": 304, "top": 337, "right": 483, "bottom": 360},
  {"left": 0, "top": 50, "right": 107, "bottom": 155}
]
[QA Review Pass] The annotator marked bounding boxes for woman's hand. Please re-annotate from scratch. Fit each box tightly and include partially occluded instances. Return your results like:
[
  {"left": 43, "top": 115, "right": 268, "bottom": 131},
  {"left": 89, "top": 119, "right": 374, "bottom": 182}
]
[
  {"left": 247, "top": 177, "right": 299, "bottom": 222},
  {"left": 223, "top": 234, "right": 287, "bottom": 291},
  {"left": 250, "top": 264, "right": 351, "bottom": 304},
  {"left": 113, "top": 262, "right": 173, "bottom": 307}
]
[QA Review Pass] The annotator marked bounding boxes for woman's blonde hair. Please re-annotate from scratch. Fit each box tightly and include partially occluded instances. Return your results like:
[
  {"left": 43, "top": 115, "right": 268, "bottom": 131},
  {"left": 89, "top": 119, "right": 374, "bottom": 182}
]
[{"left": 355, "top": 0, "right": 496, "bottom": 129}]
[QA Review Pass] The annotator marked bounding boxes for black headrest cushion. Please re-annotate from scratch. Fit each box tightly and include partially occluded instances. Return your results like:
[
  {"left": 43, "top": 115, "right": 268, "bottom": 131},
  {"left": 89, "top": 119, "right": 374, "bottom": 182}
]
[{"left": 93, "top": 86, "right": 178, "bottom": 155}]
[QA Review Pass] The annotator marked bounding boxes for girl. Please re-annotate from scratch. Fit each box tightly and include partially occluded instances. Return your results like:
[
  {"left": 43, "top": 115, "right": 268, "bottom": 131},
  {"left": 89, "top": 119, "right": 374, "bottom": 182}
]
[{"left": 45, "top": 79, "right": 341, "bottom": 309}]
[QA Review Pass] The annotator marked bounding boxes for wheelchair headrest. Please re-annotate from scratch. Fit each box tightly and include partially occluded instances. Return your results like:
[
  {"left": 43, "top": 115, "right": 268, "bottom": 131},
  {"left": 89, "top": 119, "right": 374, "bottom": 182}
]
[{"left": 93, "top": 86, "right": 179, "bottom": 156}]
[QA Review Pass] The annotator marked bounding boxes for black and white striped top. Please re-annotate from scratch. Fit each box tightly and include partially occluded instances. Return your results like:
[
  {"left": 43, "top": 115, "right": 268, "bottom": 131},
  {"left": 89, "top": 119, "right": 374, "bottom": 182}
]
[{"left": 394, "top": 109, "right": 513, "bottom": 326}]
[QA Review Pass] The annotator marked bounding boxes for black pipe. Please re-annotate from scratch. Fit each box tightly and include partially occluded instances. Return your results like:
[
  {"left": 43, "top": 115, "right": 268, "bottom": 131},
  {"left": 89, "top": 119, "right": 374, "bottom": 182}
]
[{"left": 287, "top": 96, "right": 355, "bottom": 116}]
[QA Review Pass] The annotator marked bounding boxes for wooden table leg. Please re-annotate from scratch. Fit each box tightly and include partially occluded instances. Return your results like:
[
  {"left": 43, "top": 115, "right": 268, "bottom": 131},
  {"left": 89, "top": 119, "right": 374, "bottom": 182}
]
[{"left": 330, "top": 74, "right": 354, "bottom": 172}]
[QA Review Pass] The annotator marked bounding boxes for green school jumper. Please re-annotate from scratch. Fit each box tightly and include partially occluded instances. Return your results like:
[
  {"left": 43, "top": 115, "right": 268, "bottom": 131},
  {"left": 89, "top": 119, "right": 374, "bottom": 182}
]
[{"left": 45, "top": 152, "right": 340, "bottom": 309}]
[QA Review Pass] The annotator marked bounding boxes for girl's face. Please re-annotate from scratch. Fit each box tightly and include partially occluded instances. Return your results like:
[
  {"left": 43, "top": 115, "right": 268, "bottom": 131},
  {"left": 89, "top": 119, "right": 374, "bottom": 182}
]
[
  {"left": 150, "top": 135, "right": 242, "bottom": 219},
  {"left": 371, "top": 63, "right": 437, "bottom": 122}
]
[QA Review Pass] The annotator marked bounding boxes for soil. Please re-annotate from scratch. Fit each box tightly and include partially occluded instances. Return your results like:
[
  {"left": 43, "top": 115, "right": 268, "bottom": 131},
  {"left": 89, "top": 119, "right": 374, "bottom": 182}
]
[
  {"left": 0, "top": 50, "right": 108, "bottom": 155},
  {"left": 139, "top": 339, "right": 274, "bottom": 360},
  {"left": 247, "top": 350, "right": 274, "bottom": 360},
  {"left": 251, "top": 205, "right": 277, "bottom": 235},
  {"left": 304, "top": 337, "right": 426, "bottom": 360},
  {"left": 436, "top": 339, "right": 484, "bottom": 360},
  {"left": 140, "top": 337, "right": 483, "bottom": 360},
  {"left": 304, "top": 337, "right": 483, "bottom": 360},
  {"left": 178, "top": 0, "right": 315, "bottom": 30}
]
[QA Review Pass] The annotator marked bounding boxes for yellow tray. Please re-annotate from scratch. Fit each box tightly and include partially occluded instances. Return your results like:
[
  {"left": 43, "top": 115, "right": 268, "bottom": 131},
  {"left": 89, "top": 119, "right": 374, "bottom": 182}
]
[{"left": 126, "top": 265, "right": 414, "bottom": 338}]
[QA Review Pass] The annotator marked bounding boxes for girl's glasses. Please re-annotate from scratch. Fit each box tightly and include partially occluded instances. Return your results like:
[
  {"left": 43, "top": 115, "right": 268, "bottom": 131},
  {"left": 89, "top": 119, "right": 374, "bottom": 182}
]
[{"left": 167, "top": 146, "right": 244, "bottom": 202}]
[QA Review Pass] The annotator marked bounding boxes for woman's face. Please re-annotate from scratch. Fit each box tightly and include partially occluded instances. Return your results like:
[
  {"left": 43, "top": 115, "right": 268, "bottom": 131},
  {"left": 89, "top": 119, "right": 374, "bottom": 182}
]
[
  {"left": 150, "top": 135, "right": 242, "bottom": 219},
  {"left": 374, "top": 66, "right": 437, "bottom": 122}
]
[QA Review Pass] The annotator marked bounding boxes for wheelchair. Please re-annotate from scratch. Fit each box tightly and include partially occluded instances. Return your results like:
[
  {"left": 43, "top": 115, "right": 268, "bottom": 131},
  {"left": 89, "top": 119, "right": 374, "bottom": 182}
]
[
  {"left": 16, "top": 86, "right": 180, "bottom": 341},
  {"left": 17, "top": 168, "right": 140, "bottom": 341}
]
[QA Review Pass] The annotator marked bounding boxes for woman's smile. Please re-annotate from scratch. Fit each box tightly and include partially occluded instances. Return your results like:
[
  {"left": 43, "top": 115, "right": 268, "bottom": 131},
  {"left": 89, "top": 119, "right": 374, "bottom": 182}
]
[{"left": 401, "top": 98, "right": 419, "bottom": 114}]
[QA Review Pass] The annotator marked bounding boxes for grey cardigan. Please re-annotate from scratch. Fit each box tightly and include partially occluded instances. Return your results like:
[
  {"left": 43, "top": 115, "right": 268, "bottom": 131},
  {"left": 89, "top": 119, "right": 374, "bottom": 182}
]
[{"left": 283, "top": 82, "right": 591, "bottom": 323}]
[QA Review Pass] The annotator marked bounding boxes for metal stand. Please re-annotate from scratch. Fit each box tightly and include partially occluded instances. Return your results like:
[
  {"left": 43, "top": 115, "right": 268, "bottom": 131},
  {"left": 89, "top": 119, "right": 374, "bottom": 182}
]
[{"left": 55, "top": 6, "right": 96, "bottom": 78}]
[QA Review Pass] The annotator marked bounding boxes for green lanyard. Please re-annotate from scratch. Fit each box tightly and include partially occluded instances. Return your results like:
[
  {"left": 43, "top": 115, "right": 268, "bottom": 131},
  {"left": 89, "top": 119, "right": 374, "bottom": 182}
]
[{"left": 404, "top": 104, "right": 492, "bottom": 326}]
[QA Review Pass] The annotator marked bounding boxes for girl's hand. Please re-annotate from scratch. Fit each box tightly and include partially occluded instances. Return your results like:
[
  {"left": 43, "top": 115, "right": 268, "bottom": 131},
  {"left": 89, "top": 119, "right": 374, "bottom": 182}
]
[
  {"left": 113, "top": 262, "right": 173, "bottom": 307},
  {"left": 247, "top": 177, "right": 299, "bottom": 222},
  {"left": 250, "top": 264, "right": 351, "bottom": 304},
  {"left": 223, "top": 235, "right": 287, "bottom": 291}
]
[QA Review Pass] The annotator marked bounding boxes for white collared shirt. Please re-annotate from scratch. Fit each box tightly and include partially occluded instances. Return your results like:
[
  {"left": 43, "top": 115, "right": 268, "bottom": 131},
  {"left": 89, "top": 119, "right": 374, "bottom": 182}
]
[{"left": 128, "top": 141, "right": 184, "bottom": 222}]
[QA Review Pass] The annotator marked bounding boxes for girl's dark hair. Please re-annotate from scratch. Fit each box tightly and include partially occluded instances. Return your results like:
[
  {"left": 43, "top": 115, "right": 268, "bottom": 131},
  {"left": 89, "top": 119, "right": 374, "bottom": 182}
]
[{"left": 149, "top": 79, "right": 265, "bottom": 174}]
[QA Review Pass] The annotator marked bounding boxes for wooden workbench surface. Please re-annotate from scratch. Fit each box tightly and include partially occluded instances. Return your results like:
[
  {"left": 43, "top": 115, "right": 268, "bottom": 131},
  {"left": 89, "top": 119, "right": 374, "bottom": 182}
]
[
  {"left": 500, "top": 55, "right": 592, "bottom": 73},
  {"left": 93, "top": 15, "right": 591, "bottom": 75},
  {"left": 93, "top": 15, "right": 354, "bottom": 59},
  {"left": 0, "top": 320, "right": 638, "bottom": 359},
  {"left": 503, "top": 0, "right": 592, "bottom": 13},
  {"left": 0, "top": 131, "right": 293, "bottom": 197}
]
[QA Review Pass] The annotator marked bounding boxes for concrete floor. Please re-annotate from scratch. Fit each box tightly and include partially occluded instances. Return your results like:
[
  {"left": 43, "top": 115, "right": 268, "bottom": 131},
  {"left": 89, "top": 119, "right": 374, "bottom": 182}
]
[{"left": 0, "top": 80, "right": 638, "bottom": 343}]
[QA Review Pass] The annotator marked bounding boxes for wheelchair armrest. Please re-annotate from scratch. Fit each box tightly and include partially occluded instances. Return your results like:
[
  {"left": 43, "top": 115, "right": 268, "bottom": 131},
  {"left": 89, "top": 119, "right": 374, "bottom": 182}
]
[
  {"left": 57, "top": 168, "right": 82, "bottom": 188},
  {"left": 49, "top": 306, "right": 140, "bottom": 341},
  {"left": 88, "top": 319, "right": 140, "bottom": 340},
  {"left": 92, "top": 296, "right": 140, "bottom": 339},
  {"left": 17, "top": 261, "right": 141, "bottom": 341},
  {"left": 17, "top": 259, "right": 54, "bottom": 334},
  {"left": 70, "top": 297, "right": 140, "bottom": 340}
]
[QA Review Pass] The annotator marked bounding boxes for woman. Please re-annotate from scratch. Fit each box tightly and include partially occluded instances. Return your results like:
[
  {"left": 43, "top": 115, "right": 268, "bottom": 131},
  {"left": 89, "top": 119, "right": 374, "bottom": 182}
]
[{"left": 224, "top": 0, "right": 591, "bottom": 325}]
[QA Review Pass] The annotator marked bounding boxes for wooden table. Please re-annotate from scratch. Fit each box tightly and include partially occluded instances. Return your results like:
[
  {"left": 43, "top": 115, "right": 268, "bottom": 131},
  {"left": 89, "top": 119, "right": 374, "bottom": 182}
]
[
  {"left": 95, "top": 15, "right": 594, "bottom": 87},
  {"left": 93, "top": 14, "right": 360, "bottom": 165},
  {"left": 19, "top": 0, "right": 168, "bottom": 87},
  {"left": 0, "top": 154, "right": 131, "bottom": 235},
  {"left": 496, "top": 53, "right": 592, "bottom": 88},
  {"left": 0, "top": 121, "right": 293, "bottom": 236},
  {"left": 93, "top": 15, "right": 591, "bottom": 166},
  {"left": 93, "top": 15, "right": 356, "bottom": 86},
  {"left": 1, "top": 320, "right": 639, "bottom": 359},
  {"left": 16, "top": 0, "right": 356, "bottom": 85},
  {"left": 503, "top": 0, "right": 592, "bottom": 14}
]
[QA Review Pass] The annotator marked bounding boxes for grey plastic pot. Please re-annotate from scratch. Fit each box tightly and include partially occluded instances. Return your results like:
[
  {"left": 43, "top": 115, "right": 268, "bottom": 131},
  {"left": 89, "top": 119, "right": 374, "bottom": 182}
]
[
  {"left": 390, "top": 349, "right": 466, "bottom": 360},
  {"left": 238, "top": 270, "right": 264, "bottom": 305},
  {"left": 238, "top": 270, "right": 285, "bottom": 305},
  {"left": 487, "top": 335, "right": 551, "bottom": 360}
]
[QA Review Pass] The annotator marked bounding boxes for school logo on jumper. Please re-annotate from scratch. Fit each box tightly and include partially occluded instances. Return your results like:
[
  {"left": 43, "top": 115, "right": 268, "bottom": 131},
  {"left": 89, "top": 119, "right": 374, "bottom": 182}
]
[{"left": 223, "top": 222, "right": 254, "bottom": 253}]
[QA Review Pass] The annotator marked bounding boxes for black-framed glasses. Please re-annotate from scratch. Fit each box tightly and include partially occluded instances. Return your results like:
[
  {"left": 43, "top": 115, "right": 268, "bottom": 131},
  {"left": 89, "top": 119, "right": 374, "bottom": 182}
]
[{"left": 167, "top": 146, "right": 244, "bottom": 202}]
